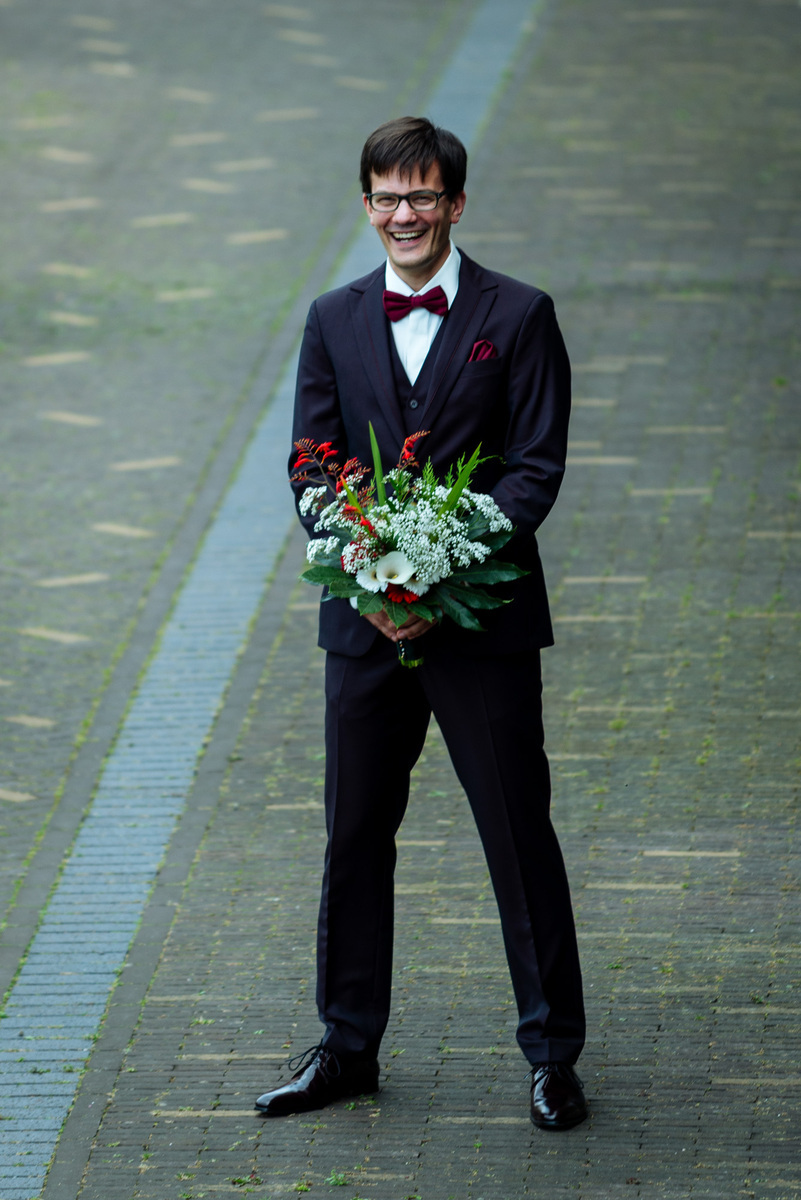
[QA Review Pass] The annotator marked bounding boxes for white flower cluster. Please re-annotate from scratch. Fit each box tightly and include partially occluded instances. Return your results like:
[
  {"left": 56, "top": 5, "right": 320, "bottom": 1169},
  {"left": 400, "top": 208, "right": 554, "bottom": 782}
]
[
  {"left": 306, "top": 535, "right": 342, "bottom": 562},
  {"left": 299, "top": 485, "right": 328, "bottom": 516}
]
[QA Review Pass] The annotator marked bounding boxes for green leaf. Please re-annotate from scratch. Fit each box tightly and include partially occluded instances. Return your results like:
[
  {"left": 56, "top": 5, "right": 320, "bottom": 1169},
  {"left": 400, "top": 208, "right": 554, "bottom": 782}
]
[
  {"left": 436, "top": 588, "right": 487, "bottom": 631},
  {"left": 356, "top": 591, "right": 384, "bottom": 615},
  {"left": 385, "top": 599, "right": 414, "bottom": 628},
  {"left": 368, "top": 421, "right": 387, "bottom": 506},
  {"left": 407, "top": 600, "right": 436, "bottom": 622},
  {"left": 440, "top": 444, "right": 482, "bottom": 513},
  {"left": 301, "top": 565, "right": 346, "bottom": 586},
  {"left": 449, "top": 560, "right": 528, "bottom": 585},
  {"left": 441, "top": 583, "right": 507, "bottom": 610}
]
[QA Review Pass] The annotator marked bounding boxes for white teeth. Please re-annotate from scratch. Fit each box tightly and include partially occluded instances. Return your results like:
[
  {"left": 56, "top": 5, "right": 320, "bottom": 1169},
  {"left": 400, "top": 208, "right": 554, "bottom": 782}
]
[{"left": 393, "top": 232, "right": 422, "bottom": 240}]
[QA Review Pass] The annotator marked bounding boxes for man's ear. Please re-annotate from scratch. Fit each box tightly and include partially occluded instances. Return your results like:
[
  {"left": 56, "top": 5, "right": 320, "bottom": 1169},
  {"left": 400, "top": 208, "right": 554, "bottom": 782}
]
[
  {"left": 363, "top": 194, "right": 378, "bottom": 225},
  {"left": 449, "top": 191, "right": 467, "bottom": 225}
]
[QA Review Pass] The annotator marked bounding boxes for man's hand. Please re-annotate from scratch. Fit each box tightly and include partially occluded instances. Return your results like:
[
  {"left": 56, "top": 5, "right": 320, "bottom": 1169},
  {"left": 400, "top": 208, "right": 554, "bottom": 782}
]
[{"left": 364, "top": 609, "right": 435, "bottom": 642}]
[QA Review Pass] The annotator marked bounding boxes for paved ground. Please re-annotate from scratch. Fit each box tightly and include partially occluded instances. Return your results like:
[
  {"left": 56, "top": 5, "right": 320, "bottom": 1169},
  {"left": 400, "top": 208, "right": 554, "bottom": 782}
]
[{"left": 1, "top": 0, "right": 800, "bottom": 1197}]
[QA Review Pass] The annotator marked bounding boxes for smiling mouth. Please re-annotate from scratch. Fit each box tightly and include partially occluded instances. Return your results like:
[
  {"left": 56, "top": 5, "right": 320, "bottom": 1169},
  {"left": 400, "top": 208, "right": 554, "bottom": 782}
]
[{"left": 390, "top": 230, "right": 425, "bottom": 243}]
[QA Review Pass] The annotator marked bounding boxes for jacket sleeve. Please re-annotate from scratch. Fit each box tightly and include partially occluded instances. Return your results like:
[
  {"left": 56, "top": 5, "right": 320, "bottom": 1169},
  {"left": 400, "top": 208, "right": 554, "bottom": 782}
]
[
  {"left": 490, "top": 291, "right": 571, "bottom": 550},
  {"left": 288, "top": 300, "right": 347, "bottom": 538}
]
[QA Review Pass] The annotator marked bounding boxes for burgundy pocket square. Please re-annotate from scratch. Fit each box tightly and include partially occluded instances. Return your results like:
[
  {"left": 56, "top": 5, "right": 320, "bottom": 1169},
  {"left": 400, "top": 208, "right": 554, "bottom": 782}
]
[{"left": 468, "top": 339, "right": 498, "bottom": 362}]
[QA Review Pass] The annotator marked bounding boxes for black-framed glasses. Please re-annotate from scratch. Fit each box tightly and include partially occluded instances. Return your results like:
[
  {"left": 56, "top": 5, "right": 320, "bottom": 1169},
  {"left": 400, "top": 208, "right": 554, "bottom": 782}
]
[{"left": 365, "top": 189, "right": 449, "bottom": 213}]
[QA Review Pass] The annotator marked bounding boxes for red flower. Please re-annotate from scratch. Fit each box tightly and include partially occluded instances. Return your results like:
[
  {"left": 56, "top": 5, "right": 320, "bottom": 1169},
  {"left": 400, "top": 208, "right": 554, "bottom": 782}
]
[{"left": 386, "top": 583, "right": 416, "bottom": 604}]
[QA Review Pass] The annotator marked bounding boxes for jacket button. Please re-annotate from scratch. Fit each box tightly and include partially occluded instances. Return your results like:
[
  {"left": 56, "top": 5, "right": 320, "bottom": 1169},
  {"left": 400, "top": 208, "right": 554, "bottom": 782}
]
[{"left": 409, "top": 399, "right": 419, "bottom": 409}]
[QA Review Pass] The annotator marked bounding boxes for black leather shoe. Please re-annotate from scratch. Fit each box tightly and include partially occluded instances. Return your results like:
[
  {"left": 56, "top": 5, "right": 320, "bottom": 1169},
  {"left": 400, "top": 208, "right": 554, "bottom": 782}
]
[
  {"left": 529, "top": 1062, "right": 587, "bottom": 1130},
  {"left": 255, "top": 1044, "right": 379, "bottom": 1117}
]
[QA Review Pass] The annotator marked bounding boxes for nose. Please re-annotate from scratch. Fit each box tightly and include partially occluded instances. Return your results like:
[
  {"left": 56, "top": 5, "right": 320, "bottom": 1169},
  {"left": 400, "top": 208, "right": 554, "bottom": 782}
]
[{"left": 393, "top": 198, "right": 418, "bottom": 222}]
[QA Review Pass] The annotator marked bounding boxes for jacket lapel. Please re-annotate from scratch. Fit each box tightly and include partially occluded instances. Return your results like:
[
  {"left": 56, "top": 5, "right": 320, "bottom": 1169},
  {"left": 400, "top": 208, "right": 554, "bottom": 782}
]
[
  {"left": 348, "top": 269, "right": 407, "bottom": 451},
  {"left": 418, "top": 251, "right": 498, "bottom": 432}
]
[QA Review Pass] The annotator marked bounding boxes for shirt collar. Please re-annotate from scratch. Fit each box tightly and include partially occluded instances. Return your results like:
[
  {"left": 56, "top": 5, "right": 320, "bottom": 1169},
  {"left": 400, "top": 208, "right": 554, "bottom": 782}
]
[{"left": 384, "top": 241, "right": 461, "bottom": 306}]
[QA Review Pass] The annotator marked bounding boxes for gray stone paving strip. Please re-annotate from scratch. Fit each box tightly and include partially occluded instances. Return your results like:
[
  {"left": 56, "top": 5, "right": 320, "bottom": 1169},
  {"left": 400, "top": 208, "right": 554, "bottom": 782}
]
[{"left": 0, "top": 3, "right": 547, "bottom": 1196}]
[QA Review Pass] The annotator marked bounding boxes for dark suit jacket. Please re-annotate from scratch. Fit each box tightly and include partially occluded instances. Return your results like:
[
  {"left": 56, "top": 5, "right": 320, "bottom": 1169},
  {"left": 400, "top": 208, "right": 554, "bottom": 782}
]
[{"left": 289, "top": 249, "right": 571, "bottom": 658}]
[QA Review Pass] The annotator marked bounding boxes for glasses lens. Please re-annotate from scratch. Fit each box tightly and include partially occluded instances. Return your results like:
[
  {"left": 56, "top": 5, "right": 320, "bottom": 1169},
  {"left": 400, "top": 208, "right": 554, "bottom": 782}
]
[
  {"left": 370, "top": 193, "right": 399, "bottom": 211},
  {"left": 409, "top": 191, "right": 439, "bottom": 210}
]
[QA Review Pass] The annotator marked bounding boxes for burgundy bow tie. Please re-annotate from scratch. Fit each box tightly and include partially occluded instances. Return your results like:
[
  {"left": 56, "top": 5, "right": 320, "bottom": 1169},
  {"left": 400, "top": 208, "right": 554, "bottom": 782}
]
[{"left": 383, "top": 285, "right": 449, "bottom": 322}]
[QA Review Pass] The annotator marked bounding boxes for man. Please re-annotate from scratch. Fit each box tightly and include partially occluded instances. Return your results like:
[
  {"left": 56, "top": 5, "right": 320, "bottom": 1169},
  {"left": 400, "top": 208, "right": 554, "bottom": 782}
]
[{"left": 256, "top": 117, "right": 587, "bottom": 1130}]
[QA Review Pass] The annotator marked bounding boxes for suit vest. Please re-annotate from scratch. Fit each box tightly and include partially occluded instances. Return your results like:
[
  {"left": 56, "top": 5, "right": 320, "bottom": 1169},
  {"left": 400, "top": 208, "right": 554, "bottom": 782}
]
[{"left": 387, "top": 318, "right": 448, "bottom": 435}]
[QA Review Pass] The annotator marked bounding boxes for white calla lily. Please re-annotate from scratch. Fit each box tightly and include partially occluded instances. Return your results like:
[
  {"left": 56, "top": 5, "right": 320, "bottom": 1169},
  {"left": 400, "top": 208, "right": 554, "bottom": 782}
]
[{"left": 374, "top": 551, "right": 415, "bottom": 587}]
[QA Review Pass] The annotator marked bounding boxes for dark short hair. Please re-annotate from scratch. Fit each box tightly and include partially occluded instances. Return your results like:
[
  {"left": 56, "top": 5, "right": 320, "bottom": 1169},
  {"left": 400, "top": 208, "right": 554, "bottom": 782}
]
[{"left": 360, "top": 116, "right": 467, "bottom": 196}]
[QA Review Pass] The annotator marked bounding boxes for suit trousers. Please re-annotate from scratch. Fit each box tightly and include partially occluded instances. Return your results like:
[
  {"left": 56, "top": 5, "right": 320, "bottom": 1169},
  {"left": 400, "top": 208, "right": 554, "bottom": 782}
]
[{"left": 317, "top": 635, "right": 585, "bottom": 1066}]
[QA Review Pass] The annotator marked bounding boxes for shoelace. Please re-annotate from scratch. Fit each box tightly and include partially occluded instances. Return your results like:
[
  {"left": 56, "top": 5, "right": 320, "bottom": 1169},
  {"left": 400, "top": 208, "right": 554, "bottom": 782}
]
[{"left": 287, "top": 1043, "right": 342, "bottom": 1079}]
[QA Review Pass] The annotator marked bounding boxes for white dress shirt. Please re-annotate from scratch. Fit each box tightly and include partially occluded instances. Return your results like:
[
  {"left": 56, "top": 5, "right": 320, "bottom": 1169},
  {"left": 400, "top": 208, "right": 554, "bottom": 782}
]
[{"left": 385, "top": 243, "right": 461, "bottom": 384}]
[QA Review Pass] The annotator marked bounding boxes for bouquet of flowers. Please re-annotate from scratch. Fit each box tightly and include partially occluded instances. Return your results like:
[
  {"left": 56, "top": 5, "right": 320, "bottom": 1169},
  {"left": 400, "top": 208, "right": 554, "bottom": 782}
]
[{"left": 292, "top": 425, "right": 527, "bottom": 666}]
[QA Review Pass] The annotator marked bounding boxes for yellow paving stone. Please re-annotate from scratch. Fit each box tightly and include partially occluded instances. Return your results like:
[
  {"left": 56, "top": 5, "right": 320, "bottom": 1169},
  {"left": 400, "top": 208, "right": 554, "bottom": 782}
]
[
  {"left": 578, "top": 704, "right": 663, "bottom": 713},
  {"left": 170, "top": 132, "right": 227, "bottom": 146},
  {"left": 660, "top": 181, "right": 729, "bottom": 193},
  {"left": 555, "top": 614, "right": 637, "bottom": 622},
  {"left": 748, "top": 236, "right": 801, "bottom": 247},
  {"left": 585, "top": 881, "right": 683, "bottom": 890},
  {"left": 15, "top": 115, "right": 75, "bottom": 130},
  {"left": 630, "top": 487, "right": 711, "bottom": 495},
  {"left": 579, "top": 204, "right": 651, "bottom": 215},
  {"left": 645, "top": 219, "right": 716, "bottom": 230},
  {"left": 335, "top": 76, "right": 388, "bottom": 91},
  {"left": 264, "top": 4, "right": 312, "bottom": 17},
  {"left": 277, "top": 27, "right": 325, "bottom": 43},
  {"left": 565, "top": 140, "right": 622, "bottom": 153},
  {"left": 23, "top": 351, "right": 92, "bottom": 366},
  {"left": 550, "top": 752, "right": 606, "bottom": 760},
  {"left": 656, "top": 292, "right": 727, "bottom": 302},
  {"left": 39, "top": 197, "right": 101, "bottom": 212},
  {"left": 36, "top": 573, "right": 109, "bottom": 588},
  {"left": 80, "top": 38, "right": 127, "bottom": 53},
  {"left": 564, "top": 575, "right": 646, "bottom": 584},
  {"left": 131, "top": 212, "right": 195, "bottom": 227},
  {"left": 41, "top": 262, "right": 94, "bottom": 278},
  {"left": 92, "top": 522, "right": 154, "bottom": 538},
  {"left": 627, "top": 261, "right": 697, "bottom": 270},
  {"left": 625, "top": 8, "right": 712, "bottom": 18},
  {"left": 46, "top": 311, "right": 98, "bottom": 326},
  {"left": 628, "top": 153, "right": 698, "bottom": 164},
  {"left": 0, "top": 679, "right": 12, "bottom": 687},
  {"left": 5, "top": 715, "right": 56, "bottom": 729},
  {"left": 461, "top": 231, "right": 527, "bottom": 242},
  {"left": 297, "top": 53, "right": 339, "bottom": 67},
  {"left": 756, "top": 199, "right": 801, "bottom": 210},
  {"left": 546, "top": 187, "right": 621, "bottom": 199},
  {"left": 110, "top": 456, "right": 182, "bottom": 471},
  {"left": 156, "top": 287, "right": 216, "bottom": 302},
  {"left": 647, "top": 425, "right": 725, "bottom": 433},
  {"left": 255, "top": 106, "right": 319, "bottom": 121},
  {"left": 0, "top": 789, "right": 35, "bottom": 804},
  {"left": 181, "top": 177, "right": 236, "bottom": 193},
  {"left": 69, "top": 15, "right": 114, "bottom": 30},
  {"left": 18, "top": 627, "right": 90, "bottom": 645},
  {"left": 264, "top": 802, "right": 323, "bottom": 810},
  {"left": 226, "top": 229, "right": 288, "bottom": 245},
  {"left": 91, "top": 62, "right": 136, "bottom": 77},
  {"left": 567, "top": 455, "right": 638, "bottom": 465},
  {"left": 166, "top": 86, "right": 215, "bottom": 104},
  {"left": 40, "top": 410, "right": 102, "bottom": 426},
  {"left": 643, "top": 850, "right": 740, "bottom": 857},
  {"left": 431, "top": 918, "right": 500, "bottom": 924},
  {"left": 214, "top": 157, "right": 274, "bottom": 172},
  {"left": 396, "top": 840, "right": 446, "bottom": 847},
  {"left": 747, "top": 530, "right": 801, "bottom": 538},
  {"left": 570, "top": 440, "right": 603, "bottom": 449}
]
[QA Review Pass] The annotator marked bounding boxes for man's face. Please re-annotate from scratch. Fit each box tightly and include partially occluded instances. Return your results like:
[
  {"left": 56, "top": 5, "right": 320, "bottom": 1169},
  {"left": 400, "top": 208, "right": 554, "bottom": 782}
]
[{"left": 363, "top": 163, "right": 466, "bottom": 290}]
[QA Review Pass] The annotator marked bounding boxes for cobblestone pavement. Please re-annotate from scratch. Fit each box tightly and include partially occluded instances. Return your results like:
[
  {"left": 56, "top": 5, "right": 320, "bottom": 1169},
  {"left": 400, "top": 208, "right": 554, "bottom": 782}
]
[{"left": 1, "top": 0, "right": 800, "bottom": 1198}]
